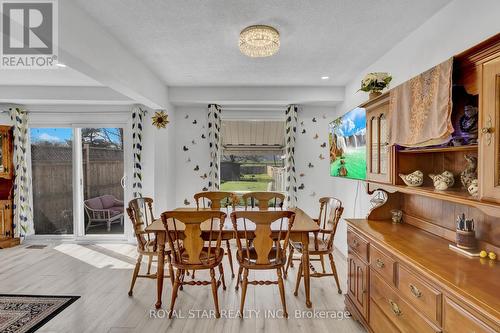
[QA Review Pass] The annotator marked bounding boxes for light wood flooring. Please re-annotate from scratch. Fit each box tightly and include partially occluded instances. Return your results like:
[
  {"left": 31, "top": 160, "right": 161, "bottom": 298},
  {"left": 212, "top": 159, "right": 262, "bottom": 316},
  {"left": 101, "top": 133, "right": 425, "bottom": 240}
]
[{"left": 0, "top": 242, "right": 365, "bottom": 333}]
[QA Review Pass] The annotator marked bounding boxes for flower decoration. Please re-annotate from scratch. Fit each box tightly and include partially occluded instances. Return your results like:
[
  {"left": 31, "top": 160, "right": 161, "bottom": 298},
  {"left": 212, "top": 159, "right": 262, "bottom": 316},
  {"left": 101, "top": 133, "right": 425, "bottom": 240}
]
[
  {"left": 359, "top": 72, "right": 392, "bottom": 93},
  {"left": 152, "top": 111, "right": 169, "bottom": 129}
]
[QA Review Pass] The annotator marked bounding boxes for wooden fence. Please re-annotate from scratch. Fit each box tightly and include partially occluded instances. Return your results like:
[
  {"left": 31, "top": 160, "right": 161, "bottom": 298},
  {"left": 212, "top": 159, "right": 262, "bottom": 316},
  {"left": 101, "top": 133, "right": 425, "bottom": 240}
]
[{"left": 31, "top": 145, "right": 123, "bottom": 234}]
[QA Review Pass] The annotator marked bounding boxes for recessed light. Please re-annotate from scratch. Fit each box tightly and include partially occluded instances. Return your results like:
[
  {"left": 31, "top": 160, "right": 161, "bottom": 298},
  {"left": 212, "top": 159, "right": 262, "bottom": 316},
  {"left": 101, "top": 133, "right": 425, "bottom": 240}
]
[
  {"left": 321, "top": 76, "right": 329, "bottom": 80},
  {"left": 56, "top": 63, "right": 67, "bottom": 68}
]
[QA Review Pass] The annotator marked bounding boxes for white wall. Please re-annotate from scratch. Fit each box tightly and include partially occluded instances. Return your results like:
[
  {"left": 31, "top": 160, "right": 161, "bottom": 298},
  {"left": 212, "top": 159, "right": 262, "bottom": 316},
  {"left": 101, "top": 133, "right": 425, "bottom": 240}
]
[
  {"left": 331, "top": 0, "right": 500, "bottom": 255},
  {"left": 173, "top": 106, "right": 211, "bottom": 207}
]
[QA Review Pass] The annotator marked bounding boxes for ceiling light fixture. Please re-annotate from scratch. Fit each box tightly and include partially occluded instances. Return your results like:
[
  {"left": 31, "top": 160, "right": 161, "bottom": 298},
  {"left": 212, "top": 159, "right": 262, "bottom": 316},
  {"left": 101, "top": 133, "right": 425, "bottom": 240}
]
[
  {"left": 239, "top": 25, "right": 280, "bottom": 58},
  {"left": 321, "top": 76, "right": 329, "bottom": 80}
]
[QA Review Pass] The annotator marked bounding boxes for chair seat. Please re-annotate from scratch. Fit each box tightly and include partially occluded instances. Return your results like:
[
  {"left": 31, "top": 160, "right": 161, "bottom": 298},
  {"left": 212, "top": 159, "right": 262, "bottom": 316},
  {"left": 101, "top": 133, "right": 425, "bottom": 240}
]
[
  {"left": 290, "top": 237, "right": 331, "bottom": 254},
  {"left": 174, "top": 247, "right": 224, "bottom": 268},
  {"left": 237, "top": 247, "right": 286, "bottom": 267}
]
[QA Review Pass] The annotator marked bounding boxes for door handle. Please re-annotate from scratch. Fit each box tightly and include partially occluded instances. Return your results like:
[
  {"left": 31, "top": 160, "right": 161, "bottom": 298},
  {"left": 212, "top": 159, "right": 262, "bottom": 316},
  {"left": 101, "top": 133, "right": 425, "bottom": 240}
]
[
  {"left": 409, "top": 284, "right": 422, "bottom": 298},
  {"left": 375, "top": 258, "right": 385, "bottom": 268},
  {"left": 388, "top": 299, "right": 402, "bottom": 316},
  {"left": 121, "top": 175, "right": 126, "bottom": 189}
]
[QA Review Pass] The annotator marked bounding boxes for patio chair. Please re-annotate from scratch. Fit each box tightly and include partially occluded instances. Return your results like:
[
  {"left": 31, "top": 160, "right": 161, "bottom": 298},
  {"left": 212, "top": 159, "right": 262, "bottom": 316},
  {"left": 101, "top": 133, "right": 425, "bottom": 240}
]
[{"left": 84, "top": 194, "right": 124, "bottom": 232}]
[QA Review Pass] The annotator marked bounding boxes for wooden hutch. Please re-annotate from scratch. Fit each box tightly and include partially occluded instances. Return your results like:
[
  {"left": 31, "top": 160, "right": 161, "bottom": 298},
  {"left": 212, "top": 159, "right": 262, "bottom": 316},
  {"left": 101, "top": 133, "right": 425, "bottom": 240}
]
[
  {"left": 0, "top": 125, "right": 17, "bottom": 248},
  {"left": 345, "top": 34, "right": 500, "bottom": 332}
]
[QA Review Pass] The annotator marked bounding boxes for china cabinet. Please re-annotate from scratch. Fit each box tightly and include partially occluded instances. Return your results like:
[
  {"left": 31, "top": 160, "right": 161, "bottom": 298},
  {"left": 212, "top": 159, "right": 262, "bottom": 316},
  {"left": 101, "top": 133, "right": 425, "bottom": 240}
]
[
  {"left": 346, "top": 33, "right": 500, "bottom": 332},
  {"left": 0, "top": 125, "right": 16, "bottom": 248}
]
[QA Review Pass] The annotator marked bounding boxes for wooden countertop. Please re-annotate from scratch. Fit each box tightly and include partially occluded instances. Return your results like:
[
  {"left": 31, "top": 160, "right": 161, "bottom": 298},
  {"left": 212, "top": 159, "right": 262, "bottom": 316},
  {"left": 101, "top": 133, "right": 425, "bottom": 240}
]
[{"left": 346, "top": 218, "right": 500, "bottom": 322}]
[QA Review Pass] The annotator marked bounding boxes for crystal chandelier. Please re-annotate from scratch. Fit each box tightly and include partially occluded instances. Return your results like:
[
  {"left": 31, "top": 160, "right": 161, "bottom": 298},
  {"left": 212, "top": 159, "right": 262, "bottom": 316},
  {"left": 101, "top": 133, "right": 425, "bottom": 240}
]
[{"left": 239, "top": 25, "right": 280, "bottom": 58}]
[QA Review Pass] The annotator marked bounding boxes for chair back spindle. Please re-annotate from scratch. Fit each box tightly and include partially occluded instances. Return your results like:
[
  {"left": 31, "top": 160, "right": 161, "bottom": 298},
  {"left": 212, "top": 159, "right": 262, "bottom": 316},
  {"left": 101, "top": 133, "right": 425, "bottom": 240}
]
[
  {"left": 128, "top": 197, "right": 155, "bottom": 251},
  {"left": 316, "top": 197, "right": 343, "bottom": 250},
  {"left": 161, "top": 211, "right": 226, "bottom": 267},
  {"left": 242, "top": 192, "right": 285, "bottom": 211},
  {"left": 231, "top": 211, "right": 295, "bottom": 266}
]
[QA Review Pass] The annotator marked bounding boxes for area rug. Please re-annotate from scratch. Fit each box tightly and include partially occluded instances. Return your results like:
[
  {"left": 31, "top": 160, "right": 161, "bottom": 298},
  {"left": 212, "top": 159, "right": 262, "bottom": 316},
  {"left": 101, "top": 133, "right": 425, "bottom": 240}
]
[{"left": 0, "top": 295, "right": 80, "bottom": 333}]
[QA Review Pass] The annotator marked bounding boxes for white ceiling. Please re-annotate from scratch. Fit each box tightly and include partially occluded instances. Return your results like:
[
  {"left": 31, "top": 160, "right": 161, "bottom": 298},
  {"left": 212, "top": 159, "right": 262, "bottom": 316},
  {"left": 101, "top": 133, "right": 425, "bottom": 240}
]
[{"left": 73, "top": 0, "right": 451, "bottom": 87}]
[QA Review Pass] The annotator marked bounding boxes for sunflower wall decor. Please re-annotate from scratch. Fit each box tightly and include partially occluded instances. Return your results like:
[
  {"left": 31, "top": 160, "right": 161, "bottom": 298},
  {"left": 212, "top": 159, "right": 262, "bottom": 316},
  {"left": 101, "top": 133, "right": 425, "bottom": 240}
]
[{"left": 152, "top": 111, "right": 169, "bottom": 128}]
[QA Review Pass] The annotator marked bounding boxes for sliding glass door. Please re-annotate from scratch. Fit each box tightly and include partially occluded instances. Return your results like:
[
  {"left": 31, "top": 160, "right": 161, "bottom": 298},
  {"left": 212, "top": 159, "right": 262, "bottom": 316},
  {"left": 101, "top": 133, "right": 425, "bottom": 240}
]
[
  {"left": 31, "top": 128, "right": 74, "bottom": 235},
  {"left": 82, "top": 128, "right": 124, "bottom": 235},
  {"left": 31, "top": 127, "right": 125, "bottom": 237}
]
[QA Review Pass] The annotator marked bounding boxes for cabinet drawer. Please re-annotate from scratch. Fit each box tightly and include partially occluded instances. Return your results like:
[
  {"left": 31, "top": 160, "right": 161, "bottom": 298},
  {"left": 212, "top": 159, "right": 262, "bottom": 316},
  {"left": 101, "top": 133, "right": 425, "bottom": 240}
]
[
  {"left": 370, "top": 298, "right": 400, "bottom": 333},
  {"left": 371, "top": 272, "right": 439, "bottom": 333},
  {"left": 370, "top": 245, "right": 395, "bottom": 285},
  {"left": 397, "top": 265, "right": 441, "bottom": 324},
  {"left": 443, "top": 297, "right": 496, "bottom": 333},
  {"left": 347, "top": 228, "right": 369, "bottom": 262}
]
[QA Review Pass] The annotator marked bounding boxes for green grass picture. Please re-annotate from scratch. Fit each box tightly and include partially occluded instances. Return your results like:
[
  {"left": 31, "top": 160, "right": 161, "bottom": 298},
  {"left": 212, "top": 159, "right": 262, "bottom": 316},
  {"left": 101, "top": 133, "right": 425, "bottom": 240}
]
[{"left": 329, "top": 107, "right": 367, "bottom": 180}]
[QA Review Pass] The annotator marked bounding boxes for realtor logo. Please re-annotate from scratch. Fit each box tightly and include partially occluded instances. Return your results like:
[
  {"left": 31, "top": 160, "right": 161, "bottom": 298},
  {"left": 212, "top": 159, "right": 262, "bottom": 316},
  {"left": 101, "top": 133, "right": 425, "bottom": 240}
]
[{"left": 1, "top": 0, "right": 58, "bottom": 68}]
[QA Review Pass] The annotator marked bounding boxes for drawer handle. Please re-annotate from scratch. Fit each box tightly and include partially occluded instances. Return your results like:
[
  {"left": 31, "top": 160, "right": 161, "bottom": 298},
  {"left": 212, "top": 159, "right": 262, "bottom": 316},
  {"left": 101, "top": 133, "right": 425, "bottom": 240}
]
[
  {"left": 375, "top": 258, "right": 385, "bottom": 268},
  {"left": 388, "top": 299, "right": 402, "bottom": 316},
  {"left": 352, "top": 239, "right": 359, "bottom": 247},
  {"left": 409, "top": 284, "right": 422, "bottom": 298}
]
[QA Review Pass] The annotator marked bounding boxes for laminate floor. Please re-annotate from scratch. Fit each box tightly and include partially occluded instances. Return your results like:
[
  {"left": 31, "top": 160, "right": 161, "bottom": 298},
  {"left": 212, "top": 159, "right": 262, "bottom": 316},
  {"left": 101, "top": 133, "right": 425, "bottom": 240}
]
[{"left": 0, "top": 242, "right": 365, "bottom": 333}]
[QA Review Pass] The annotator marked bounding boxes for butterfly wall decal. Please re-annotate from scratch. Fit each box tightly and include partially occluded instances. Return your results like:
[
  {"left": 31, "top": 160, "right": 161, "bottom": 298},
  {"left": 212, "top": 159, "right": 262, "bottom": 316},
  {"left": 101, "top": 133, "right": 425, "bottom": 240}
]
[
  {"left": 313, "top": 134, "right": 319, "bottom": 139},
  {"left": 302, "top": 129, "right": 306, "bottom": 134},
  {"left": 201, "top": 134, "right": 206, "bottom": 139},
  {"left": 192, "top": 120, "right": 197, "bottom": 125},
  {"left": 319, "top": 154, "right": 325, "bottom": 160},
  {"left": 202, "top": 187, "right": 208, "bottom": 191},
  {"left": 194, "top": 165, "right": 199, "bottom": 171},
  {"left": 298, "top": 183, "right": 305, "bottom": 190},
  {"left": 182, "top": 146, "right": 189, "bottom": 151},
  {"left": 186, "top": 157, "right": 191, "bottom": 163},
  {"left": 320, "top": 142, "right": 326, "bottom": 148},
  {"left": 183, "top": 199, "right": 190, "bottom": 205},
  {"left": 308, "top": 162, "right": 314, "bottom": 168},
  {"left": 299, "top": 173, "right": 305, "bottom": 177},
  {"left": 200, "top": 173, "right": 208, "bottom": 179},
  {"left": 192, "top": 140, "right": 196, "bottom": 145},
  {"left": 312, "top": 117, "right": 317, "bottom": 122},
  {"left": 184, "top": 114, "right": 189, "bottom": 119}
]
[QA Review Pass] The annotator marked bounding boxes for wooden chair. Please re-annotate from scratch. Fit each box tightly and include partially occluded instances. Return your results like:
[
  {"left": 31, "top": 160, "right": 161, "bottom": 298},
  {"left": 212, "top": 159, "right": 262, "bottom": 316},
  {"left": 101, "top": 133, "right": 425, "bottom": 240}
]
[
  {"left": 230, "top": 210, "right": 296, "bottom": 318},
  {"left": 194, "top": 191, "right": 237, "bottom": 277},
  {"left": 161, "top": 210, "right": 227, "bottom": 318},
  {"left": 127, "top": 198, "right": 172, "bottom": 296},
  {"left": 241, "top": 192, "right": 285, "bottom": 211},
  {"left": 284, "top": 197, "right": 343, "bottom": 295}
]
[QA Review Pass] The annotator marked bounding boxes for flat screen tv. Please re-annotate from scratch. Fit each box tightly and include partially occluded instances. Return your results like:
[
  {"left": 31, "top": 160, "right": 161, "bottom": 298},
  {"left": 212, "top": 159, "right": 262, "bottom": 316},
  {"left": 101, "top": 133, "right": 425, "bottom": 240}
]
[{"left": 329, "top": 107, "right": 367, "bottom": 180}]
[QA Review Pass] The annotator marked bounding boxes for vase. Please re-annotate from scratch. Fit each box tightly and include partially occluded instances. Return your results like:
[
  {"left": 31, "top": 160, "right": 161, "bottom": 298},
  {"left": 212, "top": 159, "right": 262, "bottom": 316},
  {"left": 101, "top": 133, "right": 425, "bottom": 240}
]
[{"left": 369, "top": 91, "right": 382, "bottom": 99}]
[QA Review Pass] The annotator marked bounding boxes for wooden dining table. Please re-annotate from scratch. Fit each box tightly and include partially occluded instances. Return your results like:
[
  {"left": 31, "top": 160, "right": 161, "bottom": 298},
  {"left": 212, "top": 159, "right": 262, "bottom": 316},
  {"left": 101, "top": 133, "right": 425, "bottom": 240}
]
[{"left": 145, "top": 207, "right": 319, "bottom": 309}]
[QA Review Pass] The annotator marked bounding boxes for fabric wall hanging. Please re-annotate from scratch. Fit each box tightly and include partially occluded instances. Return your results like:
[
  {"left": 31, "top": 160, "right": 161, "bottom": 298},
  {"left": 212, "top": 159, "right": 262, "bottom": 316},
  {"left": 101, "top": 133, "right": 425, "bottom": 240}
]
[
  {"left": 10, "top": 107, "right": 33, "bottom": 239},
  {"left": 285, "top": 105, "right": 298, "bottom": 207},
  {"left": 132, "top": 105, "right": 145, "bottom": 198},
  {"left": 207, "top": 104, "right": 222, "bottom": 190},
  {"left": 388, "top": 58, "right": 453, "bottom": 147}
]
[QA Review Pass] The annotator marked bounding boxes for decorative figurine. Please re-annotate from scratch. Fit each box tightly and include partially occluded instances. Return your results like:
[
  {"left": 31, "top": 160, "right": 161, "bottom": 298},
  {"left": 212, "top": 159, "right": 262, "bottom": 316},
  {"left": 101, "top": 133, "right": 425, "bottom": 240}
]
[
  {"left": 459, "top": 105, "right": 478, "bottom": 144},
  {"left": 429, "top": 171, "right": 455, "bottom": 191},
  {"left": 390, "top": 209, "right": 403, "bottom": 224},
  {"left": 399, "top": 170, "right": 424, "bottom": 187},
  {"left": 460, "top": 155, "right": 478, "bottom": 189},
  {"left": 467, "top": 179, "right": 479, "bottom": 197}
]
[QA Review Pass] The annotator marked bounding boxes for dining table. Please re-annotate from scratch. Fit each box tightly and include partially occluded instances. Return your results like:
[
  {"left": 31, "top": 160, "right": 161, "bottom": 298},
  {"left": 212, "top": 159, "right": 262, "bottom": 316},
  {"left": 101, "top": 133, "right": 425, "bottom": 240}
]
[{"left": 145, "top": 207, "right": 320, "bottom": 309}]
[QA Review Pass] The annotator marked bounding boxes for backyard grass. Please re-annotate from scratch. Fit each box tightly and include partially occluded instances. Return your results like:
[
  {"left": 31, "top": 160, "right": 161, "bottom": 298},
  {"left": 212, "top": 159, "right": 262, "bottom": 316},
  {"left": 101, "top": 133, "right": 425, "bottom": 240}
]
[{"left": 220, "top": 173, "right": 272, "bottom": 192}]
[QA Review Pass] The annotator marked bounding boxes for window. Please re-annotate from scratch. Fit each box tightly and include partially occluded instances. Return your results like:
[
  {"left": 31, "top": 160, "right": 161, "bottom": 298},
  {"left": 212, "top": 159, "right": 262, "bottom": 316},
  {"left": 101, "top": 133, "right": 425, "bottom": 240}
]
[{"left": 220, "top": 120, "right": 285, "bottom": 193}]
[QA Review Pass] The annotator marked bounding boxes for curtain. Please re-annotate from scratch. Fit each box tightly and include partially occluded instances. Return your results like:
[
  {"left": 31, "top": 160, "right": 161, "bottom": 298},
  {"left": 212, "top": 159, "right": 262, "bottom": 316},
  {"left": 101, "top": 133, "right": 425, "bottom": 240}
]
[
  {"left": 388, "top": 58, "right": 453, "bottom": 147},
  {"left": 132, "top": 105, "right": 145, "bottom": 198},
  {"left": 10, "top": 107, "right": 33, "bottom": 239},
  {"left": 207, "top": 104, "right": 222, "bottom": 190},
  {"left": 285, "top": 105, "right": 298, "bottom": 207}
]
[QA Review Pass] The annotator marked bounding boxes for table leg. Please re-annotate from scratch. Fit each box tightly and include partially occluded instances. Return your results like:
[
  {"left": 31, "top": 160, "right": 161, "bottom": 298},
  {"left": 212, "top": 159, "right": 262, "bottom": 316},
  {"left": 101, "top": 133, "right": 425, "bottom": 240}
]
[
  {"left": 155, "top": 231, "right": 166, "bottom": 309},
  {"left": 302, "top": 233, "right": 312, "bottom": 308}
]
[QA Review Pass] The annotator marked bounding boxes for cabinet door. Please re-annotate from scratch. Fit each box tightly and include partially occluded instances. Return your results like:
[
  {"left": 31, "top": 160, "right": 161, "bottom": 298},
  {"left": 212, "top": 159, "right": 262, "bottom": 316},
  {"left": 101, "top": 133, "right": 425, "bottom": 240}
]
[
  {"left": 348, "top": 253, "right": 369, "bottom": 319},
  {"left": 0, "top": 128, "right": 12, "bottom": 179},
  {"left": 0, "top": 201, "right": 12, "bottom": 238},
  {"left": 366, "top": 97, "right": 392, "bottom": 183},
  {"left": 480, "top": 57, "right": 500, "bottom": 202}
]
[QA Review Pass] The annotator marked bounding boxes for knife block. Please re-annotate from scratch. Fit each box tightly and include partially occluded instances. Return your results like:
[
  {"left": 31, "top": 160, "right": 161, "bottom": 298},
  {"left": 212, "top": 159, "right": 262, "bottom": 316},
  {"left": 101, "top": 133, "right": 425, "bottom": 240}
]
[{"left": 456, "top": 229, "right": 477, "bottom": 250}]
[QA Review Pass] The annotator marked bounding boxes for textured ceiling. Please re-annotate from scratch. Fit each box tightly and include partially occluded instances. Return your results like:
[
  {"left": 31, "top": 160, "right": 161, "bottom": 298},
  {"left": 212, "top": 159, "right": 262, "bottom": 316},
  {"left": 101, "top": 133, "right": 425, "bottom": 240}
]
[{"left": 73, "top": 0, "right": 451, "bottom": 86}]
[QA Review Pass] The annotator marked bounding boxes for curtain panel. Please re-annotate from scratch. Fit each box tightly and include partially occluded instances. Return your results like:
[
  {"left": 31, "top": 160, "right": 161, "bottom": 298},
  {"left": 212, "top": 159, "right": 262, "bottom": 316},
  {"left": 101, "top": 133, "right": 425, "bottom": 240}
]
[
  {"left": 132, "top": 105, "right": 145, "bottom": 198},
  {"left": 10, "top": 107, "right": 33, "bottom": 239},
  {"left": 207, "top": 104, "right": 222, "bottom": 190},
  {"left": 285, "top": 105, "right": 298, "bottom": 207}
]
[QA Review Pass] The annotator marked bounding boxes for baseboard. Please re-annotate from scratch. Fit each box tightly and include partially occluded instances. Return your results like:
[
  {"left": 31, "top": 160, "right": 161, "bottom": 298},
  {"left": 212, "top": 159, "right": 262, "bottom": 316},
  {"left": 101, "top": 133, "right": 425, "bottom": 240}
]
[{"left": 0, "top": 237, "right": 20, "bottom": 249}]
